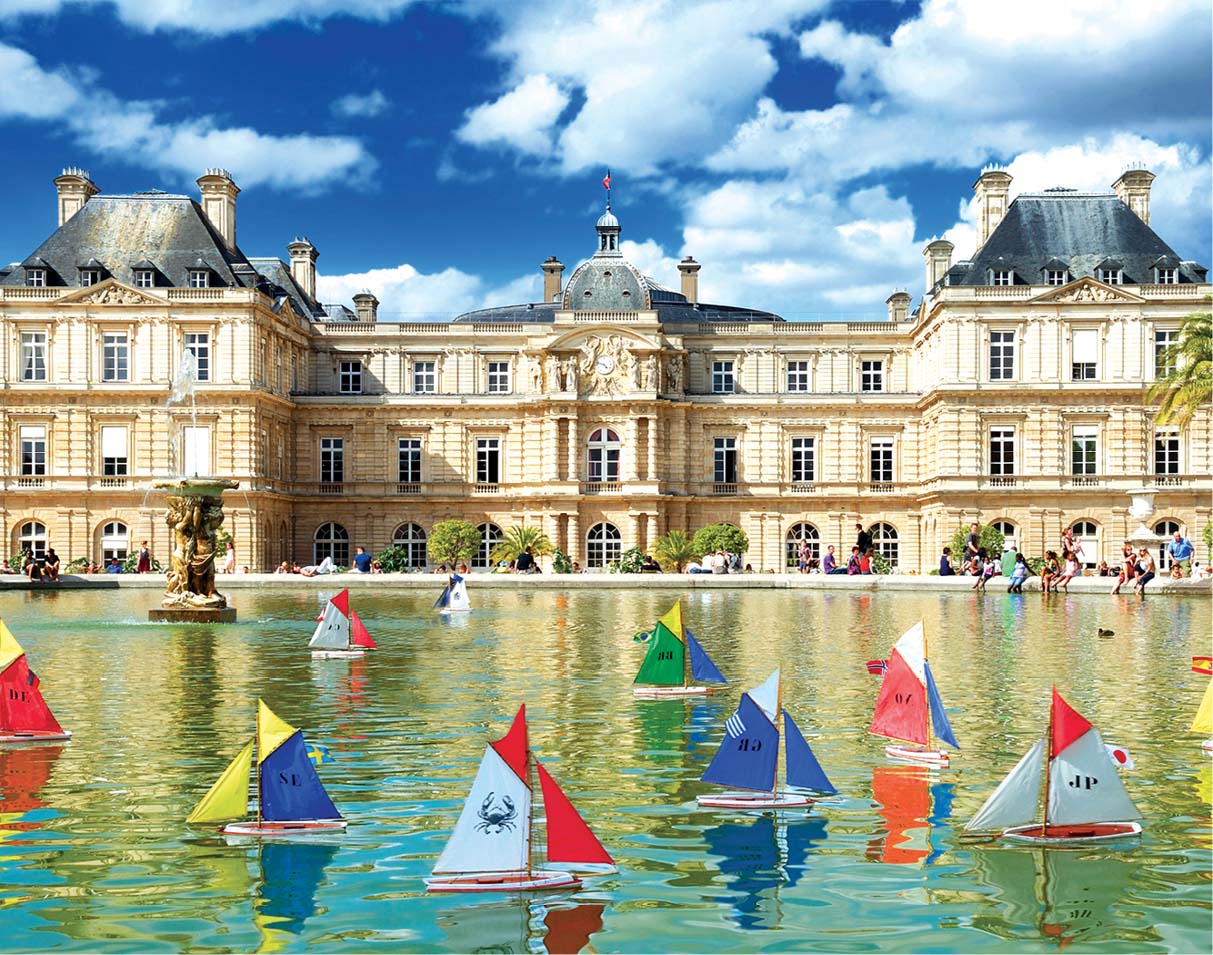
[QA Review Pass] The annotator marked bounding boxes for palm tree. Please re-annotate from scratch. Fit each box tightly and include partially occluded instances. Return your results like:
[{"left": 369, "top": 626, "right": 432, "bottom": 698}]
[
  {"left": 1147, "top": 310, "right": 1211, "bottom": 428},
  {"left": 489, "top": 525, "right": 554, "bottom": 565},
  {"left": 653, "top": 529, "right": 698, "bottom": 572}
]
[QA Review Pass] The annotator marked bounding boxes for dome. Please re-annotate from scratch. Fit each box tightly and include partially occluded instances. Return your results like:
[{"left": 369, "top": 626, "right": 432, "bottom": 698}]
[{"left": 597, "top": 209, "right": 619, "bottom": 229}]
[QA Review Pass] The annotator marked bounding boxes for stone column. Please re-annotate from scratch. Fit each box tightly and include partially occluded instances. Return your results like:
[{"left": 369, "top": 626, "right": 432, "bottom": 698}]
[
  {"left": 647, "top": 513, "right": 659, "bottom": 551},
  {"left": 544, "top": 417, "right": 560, "bottom": 482},
  {"left": 629, "top": 513, "right": 642, "bottom": 552},
  {"left": 566, "top": 417, "right": 578, "bottom": 482},
  {"left": 647, "top": 416, "right": 658, "bottom": 481},
  {"left": 567, "top": 512, "right": 580, "bottom": 564},
  {"left": 625, "top": 417, "right": 639, "bottom": 482}
]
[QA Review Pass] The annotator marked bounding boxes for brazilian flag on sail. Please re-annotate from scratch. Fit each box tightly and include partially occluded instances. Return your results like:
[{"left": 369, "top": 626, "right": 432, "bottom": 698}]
[{"left": 633, "top": 602, "right": 686, "bottom": 686}]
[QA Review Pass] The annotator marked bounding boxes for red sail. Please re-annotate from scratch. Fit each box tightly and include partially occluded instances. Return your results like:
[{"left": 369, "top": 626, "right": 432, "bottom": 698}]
[
  {"left": 537, "top": 762, "right": 613, "bottom": 865},
  {"left": 869, "top": 650, "right": 927, "bottom": 745},
  {"left": 490, "top": 705, "right": 530, "bottom": 783},
  {"left": 350, "top": 611, "right": 377, "bottom": 649},
  {"left": 0, "top": 656, "right": 65, "bottom": 736},
  {"left": 1050, "top": 687, "right": 1093, "bottom": 758}
]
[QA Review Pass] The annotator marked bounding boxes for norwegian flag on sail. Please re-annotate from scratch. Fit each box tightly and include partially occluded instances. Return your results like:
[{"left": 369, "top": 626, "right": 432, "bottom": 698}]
[{"left": 866, "top": 659, "right": 888, "bottom": 676}]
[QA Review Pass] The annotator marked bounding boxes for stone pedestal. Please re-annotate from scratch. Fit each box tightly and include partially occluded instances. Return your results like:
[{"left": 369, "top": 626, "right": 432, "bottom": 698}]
[{"left": 149, "top": 607, "right": 238, "bottom": 624}]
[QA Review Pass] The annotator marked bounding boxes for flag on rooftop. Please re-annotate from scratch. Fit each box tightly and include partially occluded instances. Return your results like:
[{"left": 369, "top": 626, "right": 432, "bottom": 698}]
[{"left": 602, "top": 169, "right": 611, "bottom": 190}]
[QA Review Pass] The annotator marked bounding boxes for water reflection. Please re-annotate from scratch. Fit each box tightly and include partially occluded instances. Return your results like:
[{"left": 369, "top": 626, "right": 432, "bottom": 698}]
[
  {"left": 436, "top": 897, "right": 606, "bottom": 954},
  {"left": 253, "top": 841, "right": 339, "bottom": 950},
  {"left": 867, "top": 766, "right": 953, "bottom": 866},
  {"left": 0, "top": 743, "right": 62, "bottom": 839}
]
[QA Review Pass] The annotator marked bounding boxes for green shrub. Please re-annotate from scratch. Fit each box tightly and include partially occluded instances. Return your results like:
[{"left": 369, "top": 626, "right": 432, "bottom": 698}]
[
  {"left": 428, "top": 520, "right": 481, "bottom": 568},
  {"left": 64, "top": 556, "right": 89, "bottom": 573},
  {"left": 948, "top": 523, "right": 1005, "bottom": 565},
  {"left": 374, "top": 544, "right": 416, "bottom": 573},
  {"left": 653, "top": 530, "right": 696, "bottom": 572},
  {"left": 610, "top": 547, "right": 645, "bottom": 573},
  {"left": 552, "top": 549, "right": 573, "bottom": 574},
  {"left": 121, "top": 552, "right": 162, "bottom": 574},
  {"left": 871, "top": 551, "right": 893, "bottom": 575},
  {"left": 691, "top": 523, "right": 749, "bottom": 557}
]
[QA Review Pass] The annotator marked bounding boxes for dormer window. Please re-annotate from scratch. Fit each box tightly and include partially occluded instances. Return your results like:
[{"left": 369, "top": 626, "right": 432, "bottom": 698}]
[
  {"left": 134, "top": 270, "right": 154, "bottom": 288},
  {"left": 188, "top": 270, "right": 210, "bottom": 289},
  {"left": 1099, "top": 268, "right": 1122, "bottom": 285},
  {"left": 25, "top": 269, "right": 46, "bottom": 288},
  {"left": 80, "top": 269, "right": 101, "bottom": 287},
  {"left": 1045, "top": 270, "right": 1068, "bottom": 286},
  {"left": 1156, "top": 268, "right": 1177, "bottom": 284},
  {"left": 991, "top": 269, "right": 1012, "bottom": 286}
]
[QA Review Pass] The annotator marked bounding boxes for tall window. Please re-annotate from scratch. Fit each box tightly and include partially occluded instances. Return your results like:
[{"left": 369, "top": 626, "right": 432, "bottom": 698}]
[
  {"left": 587, "top": 428, "right": 621, "bottom": 483},
  {"left": 392, "top": 522, "right": 428, "bottom": 569},
  {"left": 712, "top": 360, "right": 735, "bottom": 394},
  {"left": 991, "top": 520, "right": 1017, "bottom": 553},
  {"left": 713, "top": 437, "right": 737, "bottom": 484},
  {"left": 790, "top": 437, "right": 815, "bottom": 483},
  {"left": 276, "top": 349, "right": 283, "bottom": 393},
  {"left": 786, "top": 360, "right": 810, "bottom": 393},
  {"left": 188, "top": 270, "right": 209, "bottom": 288},
  {"left": 989, "top": 427, "right": 1015, "bottom": 475},
  {"left": 989, "top": 331, "right": 1015, "bottom": 380},
  {"left": 102, "top": 332, "right": 129, "bottom": 382},
  {"left": 1154, "top": 429, "right": 1179, "bottom": 475},
  {"left": 487, "top": 361, "right": 511, "bottom": 394},
  {"left": 1071, "top": 329, "right": 1097, "bottom": 380},
  {"left": 860, "top": 360, "right": 884, "bottom": 392},
  {"left": 18, "top": 521, "right": 47, "bottom": 561},
  {"left": 20, "top": 425, "right": 46, "bottom": 475},
  {"left": 339, "top": 360, "right": 362, "bottom": 394},
  {"left": 1071, "top": 425, "right": 1098, "bottom": 476},
  {"left": 1154, "top": 329, "right": 1177, "bottom": 377},
  {"left": 476, "top": 437, "right": 501, "bottom": 484},
  {"left": 586, "top": 522, "right": 622, "bottom": 568},
  {"left": 182, "top": 425, "right": 210, "bottom": 476},
  {"left": 474, "top": 522, "right": 503, "bottom": 569},
  {"left": 185, "top": 332, "right": 211, "bottom": 382},
  {"left": 101, "top": 521, "right": 129, "bottom": 562},
  {"left": 100, "top": 425, "right": 128, "bottom": 476},
  {"left": 397, "top": 438, "right": 422, "bottom": 483},
  {"left": 313, "top": 522, "right": 349, "bottom": 565},
  {"left": 413, "top": 360, "right": 437, "bottom": 394},
  {"left": 1069, "top": 520, "right": 1099, "bottom": 569},
  {"left": 1154, "top": 520, "right": 1181, "bottom": 570},
  {"left": 785, "top": 523, "right": 820, "bottom": 569},
  {"left": 870, "top": 438, "right": 894, "bottom": 483},
  {"left": 21, "top": 332, "right": 47, "bottom": 381},
  {"left": 869, "top": 523, "right": 899, "bottom": 565},
  {"left": 320, "top": 437, "right": 344, "bottom": 484}
]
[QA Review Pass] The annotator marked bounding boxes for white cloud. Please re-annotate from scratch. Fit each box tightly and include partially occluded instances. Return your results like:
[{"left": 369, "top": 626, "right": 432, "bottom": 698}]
[
  {"left": 458, "top": 73, "right": 570, "bottom": 154},
  {"left": 332, "top": 89, "right": 390, "bottom": 119},
  {"left": 316, "top": 262, "right": 543, "bottom": 320},
  {"left": 0, "top": 41, "right": 371, "bottom": 191}
]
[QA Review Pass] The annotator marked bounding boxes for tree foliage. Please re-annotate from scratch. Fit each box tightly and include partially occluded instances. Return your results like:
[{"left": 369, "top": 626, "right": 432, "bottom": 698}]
[
  {"left": 691, "top": 523, "right": 749, "bottom": 557},
  {"left": 428, "top": 520, "right": 481, "bottom": 568},
  {"left": 552, "top": 548, "right": 573, "bottom": 573},
  {"left": 489, "top": 525, "right": 554, "bottom": 564},
  {"left": 611, "top": 547, "right": 645, "bottom": 573},
  {"left": 1147, "top": 310, "right": 1212, "bottom": 429},
  {"left": 947, "top": 524, "right": 1006, "bottom": 567},
  {"left": 374, "top": 544, "right": 416, "bottom": 573},
  {"left": 653, "top": 529, "right": 697, "bottom": 572}
]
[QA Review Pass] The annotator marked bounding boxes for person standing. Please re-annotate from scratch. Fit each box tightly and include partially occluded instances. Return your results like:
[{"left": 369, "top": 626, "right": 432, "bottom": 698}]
[
  {"left": 964, "top": 522, "right": 981, "bottom": 563},
  {"left": 1167, "top": 530, "right": 1194, "bottom": 577},
  {"left": 137, "top": 541, "right": 152, "bottom": 573},
  {"left": 797, "top": 538, "right": 810, "bottom": 574},
  {"left": 855, "top": 523, "right": 872, "bottom": 557},
  {"left": 221, "top": 541, "right": 236, "bottom": 574}
]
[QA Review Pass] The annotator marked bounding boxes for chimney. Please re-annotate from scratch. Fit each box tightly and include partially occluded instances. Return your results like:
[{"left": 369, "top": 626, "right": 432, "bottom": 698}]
[
  {"left": 196, "top": 168, "right": 239, "bottom": 249},
  {"left": 1112, "top": 166, "right": 1155, "bottom": 225},
  {"left": 973, "top": 166, "right": 1012, "bottom": 250},
  {"left": 922, "top": 239, "right": 954, "bottom": 291},
  {"left": 53, "top": 167, "right": 99, "bottom": 227},
  {"left": 678, "top": 255, "right": 701, "bottom": 304},
  {"left": 288, "top": 236, "right": 319, "bottom": 300},
  {"left": 885, "top": 290, "right": 912, "bottom": 322},
  {"left": 352, "top": 289, "right": 379, "bottom": 323},
  {"left": 541, "top": 256, "right": 564, "bottom": 303}
]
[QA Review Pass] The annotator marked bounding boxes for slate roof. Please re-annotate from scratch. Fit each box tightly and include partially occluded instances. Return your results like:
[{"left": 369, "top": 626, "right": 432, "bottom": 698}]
[
  {"left": 945, "top": 191, "right": 1208, "bottom": 286},
  {"left": 451, "top": 299, "right": 783, "bottom": 324},
  {"left": 247, "top": 257, "right": 327, "bottom": 320}
]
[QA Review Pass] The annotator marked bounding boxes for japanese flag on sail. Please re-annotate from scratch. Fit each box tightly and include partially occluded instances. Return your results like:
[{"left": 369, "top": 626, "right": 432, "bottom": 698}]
[{"left": 1105, "top": 744, "right": 1135, "bottom": 769}]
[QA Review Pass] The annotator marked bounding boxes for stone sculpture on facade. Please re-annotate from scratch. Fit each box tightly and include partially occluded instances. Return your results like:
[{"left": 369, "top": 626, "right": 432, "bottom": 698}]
[
  {"left": 149, "top": 478, "right": 239, "bottom": 622},
  {"left": 665, "top": 354, "right": 684, "bottom": 394}
]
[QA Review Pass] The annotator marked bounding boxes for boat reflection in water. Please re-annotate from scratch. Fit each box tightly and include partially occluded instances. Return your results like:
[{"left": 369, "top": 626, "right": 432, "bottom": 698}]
[
  {"left": 0, "top": 743, "right": 63, "bottom": 840},
  {"left": 436, "top": 898, "right": 606, "bottom": 954},
  {"left": 252, "top": 840, "right": 339, "bottom": 951},
  {"left": 702, "top": 814, "right": 828, "bottom": 930},
  {"left": 866, "top": 765, "right": 953, "bottom": 866}
]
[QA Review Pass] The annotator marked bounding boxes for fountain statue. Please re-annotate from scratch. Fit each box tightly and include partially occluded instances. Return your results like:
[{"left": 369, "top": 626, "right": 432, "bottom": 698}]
[{"left": 147, "top": 478, "right": 239, "bottom": 623}]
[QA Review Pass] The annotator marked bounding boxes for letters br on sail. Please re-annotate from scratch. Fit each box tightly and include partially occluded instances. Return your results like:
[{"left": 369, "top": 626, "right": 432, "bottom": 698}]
[
  {"left": 632, "top": 599, "right": 727, "bottom": 698},
  {"left": 0, "top": 620, "right": 71, "bottom": 744},
  {"left": 869, "top": 620, "right": 959, "bottom": 767},
  {"left": 309, "top": 589, "right": 377, "bottom": 658}
]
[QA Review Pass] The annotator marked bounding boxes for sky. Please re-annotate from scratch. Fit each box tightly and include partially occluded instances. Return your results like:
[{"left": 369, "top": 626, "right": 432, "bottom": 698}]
[{"left": 0, "top": 0, "right": 1209, "bottom": 321}]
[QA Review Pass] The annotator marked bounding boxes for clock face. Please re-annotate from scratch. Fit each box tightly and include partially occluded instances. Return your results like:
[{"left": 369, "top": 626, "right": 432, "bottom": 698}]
[{"left": 595, "top": 355, "right": 615, "bottom": 375}]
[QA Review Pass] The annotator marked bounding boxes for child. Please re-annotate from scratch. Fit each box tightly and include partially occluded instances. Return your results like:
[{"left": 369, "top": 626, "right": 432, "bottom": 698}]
[
  {"left": 1054, "top": 550, "right": 1079, "bottom": 592},
  {"left": 1040, "top": 551, "right": 1060, "bottom": 593},
  {"left": 1008, "top": 553, "right": 1028, "bottom": 593}
]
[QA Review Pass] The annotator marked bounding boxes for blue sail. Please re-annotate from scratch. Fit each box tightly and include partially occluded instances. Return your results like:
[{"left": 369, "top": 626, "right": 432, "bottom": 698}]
[
  {"left": 783, "top": 710, "right": 836, "bottom": 794},
  {"left": 687, "top": 630, "right": 727, "bottom": 685},
  {"left": 924, "top": 662, "right": 959, "bottom": 750},
  {"left": 433, "top": 583, "right": 451, "bottom": 610},
  {"left": 260, "top": 731, "right": 343, "bottom": 822},
  {"left": 702, "top": 694, "right": 778, "bottom": 793}
]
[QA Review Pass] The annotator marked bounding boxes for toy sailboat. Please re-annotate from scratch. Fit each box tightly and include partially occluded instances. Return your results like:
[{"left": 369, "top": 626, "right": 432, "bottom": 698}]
[
  {"left": 427, "top": 705, "right": 614, "bottom": 892},
  {"left": 632, "top": 599, "right": 727, "bottom": 698},
  {"left": 0, "top": 620, "right": 71, "bottom": 744},
  {"left": 309, "top": 589, "right": 377, "bottom": 658},
  {"left": 187, "top": 699, "right": 346, "bottom": 836},
  {"left": 869, "top": 621, "right": 959, "bottom": 766},
  {"left": 698, "top": 669, "right": 835, "bottom": 809},
  {"left": 965, "top": 688, "right": 1142, "bottom": 846},
  {"left": 435, "top": 573, "right": 472, "bottom": 615},
  {"left": 1191, "top": 680, "right": 1212, "bottom": 754}
]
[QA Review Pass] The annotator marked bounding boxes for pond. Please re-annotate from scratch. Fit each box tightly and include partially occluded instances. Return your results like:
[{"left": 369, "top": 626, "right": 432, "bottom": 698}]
[{"left": 0, "top": 587, "right": 1209, "bottom": 953}]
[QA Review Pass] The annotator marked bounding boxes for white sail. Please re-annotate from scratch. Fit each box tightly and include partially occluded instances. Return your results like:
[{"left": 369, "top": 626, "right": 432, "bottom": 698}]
[
  {"left": 309, "top": 599, "right": 350, "bottom": 649},
  {"left": 433, "top": 745, "right": 531, "bottom": 874},
  {"left": 748, "top": 669, "right": 780, "bottom": 722},
  {"left": 1048, "top": 728, "right": 1142, "bottom": 825},
  {"left": 449, "top": 577, "right": 472, "bottom": 612},
  {"left": 965, "top": 739, "right": 1044, "bottom": 831},
  {"left": 891, "top": 621, "right": 926, "bottom": 683}
]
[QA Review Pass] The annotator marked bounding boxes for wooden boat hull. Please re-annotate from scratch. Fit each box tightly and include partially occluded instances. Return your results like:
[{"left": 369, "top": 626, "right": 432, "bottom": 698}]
[
  {"left": 437, "top": 609, "right": 472, "bottom": 616},
  {"left": 310, "top": 649, "right": 365, "bottom": 658},
  {"left": 222, "top": 819, "right": 347, "bottom": 837},
  {"left": 697, "top": 791, "right": 814, "bottom": 810},
  {"left": 0, "top": 730, "right": 72, "bottom": 744},
  {"left": 425, "top": 869, "right": 582, "bottom": 893},
  {"left": 1000, "top": 821, "right": 1142, "bottom": 846},
  {"left": 885, "top": 744, "right": 950, "bottom": 767},
  {"left": 633, "top": 685, "right": 709, "bottom": 698}
]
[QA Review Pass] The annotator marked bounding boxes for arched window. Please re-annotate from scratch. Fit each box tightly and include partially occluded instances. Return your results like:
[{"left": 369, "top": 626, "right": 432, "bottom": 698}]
[
  {"left": 393, "top": 522, "right": 428, "bottom": 569},
  {"left": 868, "top": 522, "right": 899, "bottom": 566},
  {"left": 1154, "top": 519, "right": 1181, "bottom": 570},
  {"left": 991, "top": 520, "right": 1018, "bottom": 553},
  {"left": 100, "top": 521, "right": 129, "bottom": 562},
  {"left": 586, "top": 428, "right": 621, "bottom": 484},
  {"left": 785, "top": 523, "right": 820, "bottom": 569},
  {"left": 314, "top": 522, "right": 349, "bottom": 565},
  {"left": 18, "top": 521, "right": 47, "bottom": 561},
  {"left": 1068, "top": 520, "right": 1099, "bottom": 569},
  {"left": 586, "top": 522, "right": 622, "bottom": 568},
  {"left": 474, "top": 522, "right": 503, "bottom": 570}
]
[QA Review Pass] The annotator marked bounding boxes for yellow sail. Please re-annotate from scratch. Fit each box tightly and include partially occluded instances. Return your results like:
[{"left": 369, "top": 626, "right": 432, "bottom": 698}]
[
  {"left": 656, "top": 600, "right": 684, "bottom": 640},
  {"left": 187, "top": 739, "right": 254, "bottom": 823},
  {"left": 257, "top": 699, "right": 297, "bottom": 764},
  {"left": 1191, "top": 682, "right": 1212, "bottom": 735},
  {"left": 0, "top": 619, "right": 25, "bottom": 671}
]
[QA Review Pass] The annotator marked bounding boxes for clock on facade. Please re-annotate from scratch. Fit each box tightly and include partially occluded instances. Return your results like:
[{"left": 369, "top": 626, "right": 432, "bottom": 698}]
[{"left": 594, "top": 355, "right": 615, "bottom": 375}]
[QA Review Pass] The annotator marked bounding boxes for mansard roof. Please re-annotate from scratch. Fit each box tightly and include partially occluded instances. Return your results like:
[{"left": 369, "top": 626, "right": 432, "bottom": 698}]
[{"left": 948, "top": 191, "right": 1207, "bottom": 286}]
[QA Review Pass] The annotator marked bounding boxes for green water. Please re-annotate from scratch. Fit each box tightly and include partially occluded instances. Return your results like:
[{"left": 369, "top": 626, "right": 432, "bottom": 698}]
[{"left": 0, "top": 587, "right": 1209, "bottom": 953}]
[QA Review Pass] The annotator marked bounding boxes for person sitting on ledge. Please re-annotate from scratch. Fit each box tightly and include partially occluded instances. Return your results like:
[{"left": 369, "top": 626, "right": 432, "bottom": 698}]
[
  {"left": 0, "top": 559, "right": 12, "bottom": 574},
  {"left": 44, "top": 548, "right": 61, "bottom": 581},
  {"left": 300, "top": 556, "right": 337, "bottom": 577},
  {"left": 274, "top": 561, "right": 290, "bottom": 574},
  {"left": 105, "top": 556, "right": 123, "bottom": 573},
  {"left": 938, "top": 547, "right": 955, "bottom": 576},
  {"left": 685, "top": 559, "right": 704, "bottom": 574},
  {"left": 514, "top": 547, "right": 537, "bottom": 574},
  {"left": 24, "top": 557, "right": 43, "bottom": 582},
  {"left": 640, "top": 554, "right": 662, "bottom": 573}
]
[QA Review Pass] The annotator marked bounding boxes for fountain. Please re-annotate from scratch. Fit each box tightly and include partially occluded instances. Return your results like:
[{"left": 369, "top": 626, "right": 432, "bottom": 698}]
[
  {"left": 147, "top": 478, "right": 239, "bottom": 623},
  {"left": 1122, "top": 486, "right": 1168, "bottom": 554}
]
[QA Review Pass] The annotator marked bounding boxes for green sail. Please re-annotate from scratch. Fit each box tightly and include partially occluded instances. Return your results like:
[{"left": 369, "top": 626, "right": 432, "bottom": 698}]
[{"left": 633, "top": 622, "right": 686, "bottom": 686}]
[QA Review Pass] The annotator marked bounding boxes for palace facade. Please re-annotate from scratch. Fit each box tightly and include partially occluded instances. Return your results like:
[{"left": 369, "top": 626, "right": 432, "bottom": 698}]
[{"left": 1, "top": 166, "right": 1209, "bottom": 572}]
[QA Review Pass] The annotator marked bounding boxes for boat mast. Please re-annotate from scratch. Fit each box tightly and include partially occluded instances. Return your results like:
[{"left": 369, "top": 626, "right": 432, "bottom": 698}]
[
  {"left": 681, "top": 600, "right": 690, "bottom": 689},
  {"left": 923, "top": 625, "right": 933, "bottom": 752},
  {"left": 1041, "top": 693, "right": 1054, "bottom": 833},
  {"left": 255, "top": 740, "right": 262, "bottom": 828},
  {"left": 772, "top": 672, "right": 783, "bottom": 797},
  {"left": 526, "top": 745, "right": 535, "bottom": 878}
]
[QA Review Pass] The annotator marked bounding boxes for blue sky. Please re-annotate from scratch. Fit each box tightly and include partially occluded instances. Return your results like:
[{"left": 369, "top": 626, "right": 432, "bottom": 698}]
[{"left": 0, "top": 0, "right": 1209, "bottom": 320}]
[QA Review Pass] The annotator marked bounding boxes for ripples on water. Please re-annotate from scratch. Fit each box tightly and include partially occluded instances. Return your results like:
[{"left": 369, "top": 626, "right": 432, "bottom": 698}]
[{"left": 0, "top": 587, "right": 1209, "bottom": 953}]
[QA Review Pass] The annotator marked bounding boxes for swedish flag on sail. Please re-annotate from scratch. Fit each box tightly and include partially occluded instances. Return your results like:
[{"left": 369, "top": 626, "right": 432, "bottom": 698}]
[{"left": 306, "top": 743, "right": 334, "bottom": 766}]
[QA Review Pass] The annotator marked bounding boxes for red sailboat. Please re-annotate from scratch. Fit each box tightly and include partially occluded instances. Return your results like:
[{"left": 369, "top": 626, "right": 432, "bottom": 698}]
[
  {"left": 0, "top": 620, "right": 71, "bottom": 745},
  {"left": 869, "top": 621, "right": 958, "bottom": 766}
]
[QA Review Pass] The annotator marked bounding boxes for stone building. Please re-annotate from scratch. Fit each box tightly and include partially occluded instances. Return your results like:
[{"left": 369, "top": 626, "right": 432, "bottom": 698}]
[{"left": 1, "top": 166, "right": 1209, "bottom": 572}]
